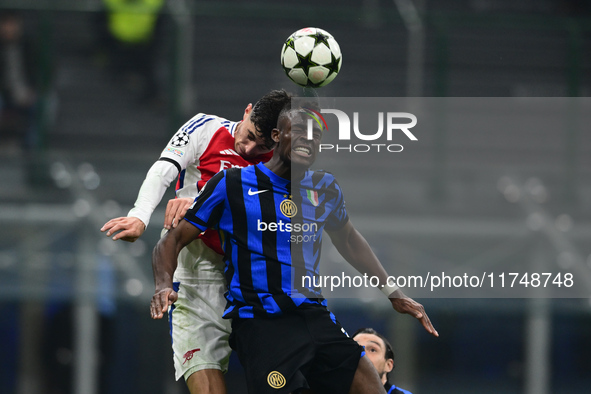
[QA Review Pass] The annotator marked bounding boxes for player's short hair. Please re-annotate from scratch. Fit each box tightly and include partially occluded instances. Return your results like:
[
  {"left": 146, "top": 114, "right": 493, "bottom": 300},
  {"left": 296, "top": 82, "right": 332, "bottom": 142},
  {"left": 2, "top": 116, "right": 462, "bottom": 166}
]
[
  {"left": 353, "top": 327, "right": 395, "bottom": 365},
  {"left": 250, "top": 89, "right": 292, "bottom": 148}
]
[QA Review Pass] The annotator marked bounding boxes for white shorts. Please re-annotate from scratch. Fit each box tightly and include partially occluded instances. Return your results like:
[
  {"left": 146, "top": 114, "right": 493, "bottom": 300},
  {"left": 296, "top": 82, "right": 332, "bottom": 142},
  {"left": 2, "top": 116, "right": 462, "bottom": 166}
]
[{"left": 168, "top": 236, "right": 231, "bottom": 381}]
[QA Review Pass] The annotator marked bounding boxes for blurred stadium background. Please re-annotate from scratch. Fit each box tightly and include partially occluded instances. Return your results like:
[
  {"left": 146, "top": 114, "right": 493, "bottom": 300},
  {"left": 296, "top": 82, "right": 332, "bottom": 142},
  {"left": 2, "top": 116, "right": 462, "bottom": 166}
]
[{"left": 0, "top": 0, "right": 590, "bottom": 393}]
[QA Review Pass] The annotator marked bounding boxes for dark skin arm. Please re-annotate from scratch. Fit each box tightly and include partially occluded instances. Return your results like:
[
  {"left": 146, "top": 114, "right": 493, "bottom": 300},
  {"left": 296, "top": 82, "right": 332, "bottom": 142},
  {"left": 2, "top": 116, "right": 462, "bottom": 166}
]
[
  {"left": 150, "top": 219, "right": 202, "bottom": 319},
  {"left": 326, "top": 220, "right": 439, "bottom": 337}
]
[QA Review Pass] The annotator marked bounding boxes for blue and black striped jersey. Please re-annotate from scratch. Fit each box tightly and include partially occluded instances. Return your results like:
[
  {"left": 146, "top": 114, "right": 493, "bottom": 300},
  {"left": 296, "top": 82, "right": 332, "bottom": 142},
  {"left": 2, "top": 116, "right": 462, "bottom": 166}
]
[{"left": 183, "top": 163, "right": 349, "bottom": 319}]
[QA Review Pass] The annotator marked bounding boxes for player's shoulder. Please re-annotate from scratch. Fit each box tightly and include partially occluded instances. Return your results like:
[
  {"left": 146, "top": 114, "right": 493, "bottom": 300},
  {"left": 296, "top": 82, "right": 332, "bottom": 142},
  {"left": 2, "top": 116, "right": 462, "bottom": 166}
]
[
  {"left": 303, "top": 169, "right": 340, "bottom": 188},
  {"left": 225, "top": 166, "right": 244, "bottom": 176},
  {"left": 308, "top": 168, "right": 335, "bottom": 176},
  {"left": 202, "top": 167, "right": 231, "bottom": 191},
  {"left": 219, "top": 165, "right": 250, "bottom": 180},
  {"left": 165, "top": 113, "right": 236, "bottom": 153},
  {"left": 229, "top": 163, "right": 258, "bottom": 176},
  {"left": 178, "top": 113, "right": 237, "bottom": 139},
  {"left": 306, "top": 168, "right": 336, "bottom": 178},
  {"left": 182, "top": 113, "right": 232, "bottom": 132}
]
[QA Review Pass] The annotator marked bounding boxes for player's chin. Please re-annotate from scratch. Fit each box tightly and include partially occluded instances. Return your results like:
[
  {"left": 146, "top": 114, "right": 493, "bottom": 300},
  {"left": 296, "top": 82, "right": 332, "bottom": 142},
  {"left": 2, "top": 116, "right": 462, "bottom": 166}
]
[
  {"left": 236, "top": 148, "right": 249, "bottom": 159},
  {"left": 291, "top": 153, "right": 315, "bottom": 169}
]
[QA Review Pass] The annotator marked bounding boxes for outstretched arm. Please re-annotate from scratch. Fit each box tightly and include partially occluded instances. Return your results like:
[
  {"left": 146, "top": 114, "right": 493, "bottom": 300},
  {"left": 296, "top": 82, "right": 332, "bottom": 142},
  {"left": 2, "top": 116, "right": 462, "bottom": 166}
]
[
  {"left": 100, "top": 216, "right": 146, "bottom": 242},
  {"left": 326, "top": 220, "right": 439, "bottom": 337},
  {"left": 101, "top": 160, "right": 180, "bottom": 241},
  {"left": 150, "top": 220, "right": 201, "bottom": 319}
]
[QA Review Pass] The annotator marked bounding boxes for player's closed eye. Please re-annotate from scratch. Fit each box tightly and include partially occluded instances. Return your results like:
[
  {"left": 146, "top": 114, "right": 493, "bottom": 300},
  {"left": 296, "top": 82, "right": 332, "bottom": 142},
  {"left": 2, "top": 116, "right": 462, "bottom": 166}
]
[{"left": 291, "top": 126, "right": 314, "bottom": 137}]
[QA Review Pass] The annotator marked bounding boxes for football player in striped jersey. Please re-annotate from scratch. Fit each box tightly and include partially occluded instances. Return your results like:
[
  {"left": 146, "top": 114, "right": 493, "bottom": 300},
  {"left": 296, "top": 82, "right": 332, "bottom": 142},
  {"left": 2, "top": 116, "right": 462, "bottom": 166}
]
[
  {"left": 102, "top": 89, "right": 291, "bottom": 394},
  {"left": 151, "top": 105, "right": 437, "bottom": 393}
]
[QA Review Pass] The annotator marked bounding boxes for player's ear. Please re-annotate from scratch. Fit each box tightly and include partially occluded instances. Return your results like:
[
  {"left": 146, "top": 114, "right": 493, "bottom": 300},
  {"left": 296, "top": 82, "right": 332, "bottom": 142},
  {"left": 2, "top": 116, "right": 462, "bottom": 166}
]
[
  {"left": 385, "top": 358, "right": 394, "bottom": 374},
  {"left": 243, "top": 103, "right": 253, "bottom": 120},
  {"left": 271, "top": 128, "right": 281, "bottom": 143}
]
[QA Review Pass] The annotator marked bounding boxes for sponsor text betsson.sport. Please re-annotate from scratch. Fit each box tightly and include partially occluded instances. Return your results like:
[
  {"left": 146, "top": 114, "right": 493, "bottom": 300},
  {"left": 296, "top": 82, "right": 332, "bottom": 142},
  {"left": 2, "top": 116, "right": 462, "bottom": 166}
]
[
  {"left": 302, "top": 271, "right": 574, "bottom": 292},
  {"left": 257, "top": 219, "right": 319, "bottom": 243},
  {"left": 308, "top": 110, "right": 417, "bottom": 153}
]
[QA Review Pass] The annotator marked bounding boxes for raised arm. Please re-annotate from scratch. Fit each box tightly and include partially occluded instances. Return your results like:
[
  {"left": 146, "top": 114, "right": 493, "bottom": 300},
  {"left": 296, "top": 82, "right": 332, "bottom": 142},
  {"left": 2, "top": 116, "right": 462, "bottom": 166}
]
[
  {"left": 150, "top": 170, "right": 228, "bottom": 320},
  {"left": 102, "top": 114, "right": 207, "bottom": 241},
  {"left": 326, "top": 220, "right": 439, "bottom": 337},
  {"left": 101, "top": 160, "right": 179, "bottom": 241}
]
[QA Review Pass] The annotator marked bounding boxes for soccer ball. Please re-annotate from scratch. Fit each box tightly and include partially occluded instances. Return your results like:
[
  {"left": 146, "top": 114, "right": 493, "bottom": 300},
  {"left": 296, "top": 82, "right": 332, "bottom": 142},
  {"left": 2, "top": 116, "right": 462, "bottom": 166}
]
[{"left": 281, "top": 27, "right": 342, "bottom": 88}]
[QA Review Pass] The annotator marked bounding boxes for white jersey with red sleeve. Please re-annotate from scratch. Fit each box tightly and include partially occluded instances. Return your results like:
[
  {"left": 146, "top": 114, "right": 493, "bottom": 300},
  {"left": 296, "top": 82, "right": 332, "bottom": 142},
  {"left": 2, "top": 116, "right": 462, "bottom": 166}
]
[
  {"left": 159, "top": 114, "right": 237, "bottom": 199},
  {"left": 127, "top": 113, "right": 271, "bottom": 245},
  {"left": 132, "top": 113, "right": 275, "bottom": 381},
  {"left": 167, "top": 113, "right": 271, "bottom": 199}
]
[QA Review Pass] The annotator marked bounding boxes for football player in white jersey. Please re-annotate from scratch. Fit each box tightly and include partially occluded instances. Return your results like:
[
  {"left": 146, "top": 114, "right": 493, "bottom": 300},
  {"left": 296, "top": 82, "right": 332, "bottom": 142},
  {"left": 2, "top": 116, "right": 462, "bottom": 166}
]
[{"left": 101, "top": 89, "right": 291, "bottom": 394}]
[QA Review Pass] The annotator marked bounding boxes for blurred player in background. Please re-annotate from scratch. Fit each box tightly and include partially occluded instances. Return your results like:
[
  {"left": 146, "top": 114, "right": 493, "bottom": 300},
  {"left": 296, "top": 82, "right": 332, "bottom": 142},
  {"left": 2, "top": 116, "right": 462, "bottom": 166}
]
[
  {"left": 101, "top": 89, "right": 291, "bottom": 394},
  {"left": 97, "top": 0, "right": 166, "bottom": 105},
  {"left": 353, "top": 328, "right": 412, "bottom": 394},
  {"left": 0, "top": 11, "right": 38, "bottom": 151},
  {"left": 150, "top": 105, "right": 437, "bottom": 393}
]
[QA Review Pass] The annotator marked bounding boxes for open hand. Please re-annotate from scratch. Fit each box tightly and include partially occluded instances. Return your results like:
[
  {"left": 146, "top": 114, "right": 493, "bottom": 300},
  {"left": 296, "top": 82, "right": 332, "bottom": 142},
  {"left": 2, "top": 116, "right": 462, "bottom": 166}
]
[
  {"left": 101, "top": 216, "right": 146, "bottom": 242},
  {"left": 390, "top": 291, "right": 439, "bottom": 337}
]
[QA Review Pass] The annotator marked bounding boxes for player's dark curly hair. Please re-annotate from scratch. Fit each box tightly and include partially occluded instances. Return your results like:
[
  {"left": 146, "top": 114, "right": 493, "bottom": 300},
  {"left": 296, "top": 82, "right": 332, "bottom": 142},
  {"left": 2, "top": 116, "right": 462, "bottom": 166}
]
[
  {"left": 250, "top": 89, "right": 293, "bottom": 148},
  {"left": 353, "top": 327, "right": 396, "bottom": 379}
]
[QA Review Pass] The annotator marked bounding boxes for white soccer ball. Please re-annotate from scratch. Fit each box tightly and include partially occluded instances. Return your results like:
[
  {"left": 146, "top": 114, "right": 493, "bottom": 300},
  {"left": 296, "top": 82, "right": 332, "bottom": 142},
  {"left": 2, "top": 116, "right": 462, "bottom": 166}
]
[{"left": 280, "top": 27, "right": 342, "bottom": 88}]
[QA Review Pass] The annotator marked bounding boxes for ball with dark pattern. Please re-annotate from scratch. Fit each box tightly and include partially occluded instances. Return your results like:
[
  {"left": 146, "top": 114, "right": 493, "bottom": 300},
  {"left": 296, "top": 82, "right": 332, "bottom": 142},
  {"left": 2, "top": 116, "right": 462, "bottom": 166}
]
[{"left": 281, "top": 27, "right": 342, "bottom": 88}]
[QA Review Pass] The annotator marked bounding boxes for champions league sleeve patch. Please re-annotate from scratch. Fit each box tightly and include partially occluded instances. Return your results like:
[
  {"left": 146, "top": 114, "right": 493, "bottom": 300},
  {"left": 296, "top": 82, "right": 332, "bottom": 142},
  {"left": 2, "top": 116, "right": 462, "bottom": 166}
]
[{"left": 170, "top": 130, "right": 190, "bottom": 147}]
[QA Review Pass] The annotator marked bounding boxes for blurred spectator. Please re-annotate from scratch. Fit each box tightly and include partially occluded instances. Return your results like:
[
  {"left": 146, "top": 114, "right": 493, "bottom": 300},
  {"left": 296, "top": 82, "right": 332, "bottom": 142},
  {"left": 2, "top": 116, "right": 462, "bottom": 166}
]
[
  {"left": 0, "top": 10, "right": 38, "bottom": 152},
  {"left": 97, "top": 0, "right": 166, "bottom": 106}
]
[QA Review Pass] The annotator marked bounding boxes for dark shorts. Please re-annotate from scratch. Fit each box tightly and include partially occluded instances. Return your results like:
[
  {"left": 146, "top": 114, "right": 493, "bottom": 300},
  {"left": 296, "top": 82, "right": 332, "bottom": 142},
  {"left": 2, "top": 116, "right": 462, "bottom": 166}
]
[{"left": 230, "top": 304, "right": 363, "bottom": 394}]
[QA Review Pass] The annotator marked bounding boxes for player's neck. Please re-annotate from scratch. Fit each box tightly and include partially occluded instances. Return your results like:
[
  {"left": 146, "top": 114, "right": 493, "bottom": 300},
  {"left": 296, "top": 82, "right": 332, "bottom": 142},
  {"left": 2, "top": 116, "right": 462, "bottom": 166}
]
[
  {"left": 264, "top": 158, "right": 290, "bottom": 179},
  {"left": 264, "top": 158, "right": 307, "bottom": 180}
]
